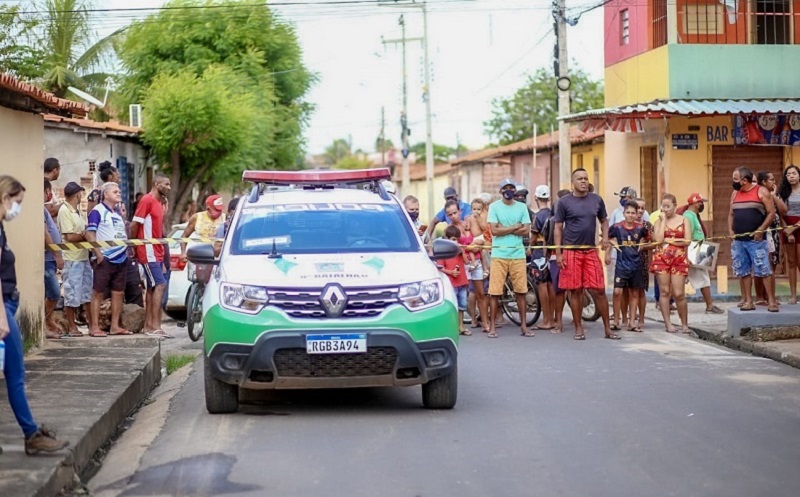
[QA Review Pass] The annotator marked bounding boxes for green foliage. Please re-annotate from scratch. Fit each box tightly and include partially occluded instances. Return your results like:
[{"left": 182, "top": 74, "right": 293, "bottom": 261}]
[
  {"left": 334, "top": 155, "right": 373, "bottom": 170},
  {"left": 118, "top": 0, "right": 315, "bottom": 222},
  {"left": 410, "top": 142, "right": 463, "bottom": 164},
  {"left": 165, "top": 353, "right": 197, "bottom": 374},
  {"left": 324, "top": 138, "right": 352, "bottom": 165},
  {"left": 484, "top": 65, "right": 604, "bottom": 145},
  {"left": 0, "top": 5, "right": 44, "bottom": 81}
]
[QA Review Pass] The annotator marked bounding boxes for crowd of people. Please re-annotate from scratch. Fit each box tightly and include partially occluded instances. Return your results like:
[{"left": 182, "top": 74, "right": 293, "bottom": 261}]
[{"left": 413, "top": 164, "right": 800, "bottom": 341}]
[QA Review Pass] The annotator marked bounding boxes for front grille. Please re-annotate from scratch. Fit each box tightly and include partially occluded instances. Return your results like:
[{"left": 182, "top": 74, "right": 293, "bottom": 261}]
[
  {"left": 267, "top": 287, "right": 398, "bottom": 319},
  {"left": 273, "top": 347, "right": 398, "bottom": 378}
]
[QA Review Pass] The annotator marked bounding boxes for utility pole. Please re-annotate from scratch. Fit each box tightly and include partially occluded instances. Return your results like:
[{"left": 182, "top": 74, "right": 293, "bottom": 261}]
[
  {"left": 422, "top": 0, "right": 434, "bottom": 220},
  {"left": 554, "top": 0, "right": 571, "bottom": 190},
  {"left": 382, "top": 14, "right": 421, "bottom": 197},
  {"left": 380, "top": 106, "right": 386, "bottom": 166}
]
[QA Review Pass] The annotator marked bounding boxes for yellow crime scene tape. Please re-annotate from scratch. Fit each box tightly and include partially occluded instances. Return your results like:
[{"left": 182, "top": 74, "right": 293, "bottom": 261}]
[
  {"left": 47, "top": 237, "right": 220, "bottom": 252},
  {"left": 46, "top": 223, "right": 800, "bottom": 253}
]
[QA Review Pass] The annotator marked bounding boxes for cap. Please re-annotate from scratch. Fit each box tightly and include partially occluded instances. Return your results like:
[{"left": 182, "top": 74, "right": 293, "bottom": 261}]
[
  {"left": 63, "top": 182, "right": 85, "bottom": 196},
  {"left": 443, "top": 186, "right": 457, "bottom": 199},
  {"left": 615, "top": 186, "right": 637, "bottom": 198},
  {"left": 534, "top": 185, "right": 551, "bottom": 199},
  {"left": 499, "top": 178, "right": 516, "bottom": 190},
  {"left": 687, "top": 192, "right": 707, "bottom": 204},
  {"left": 515, "top": 186, "right": 529, "bottom": 197},
  {"left": 205, "top": 194, "right": 224, "bottom": 211}
]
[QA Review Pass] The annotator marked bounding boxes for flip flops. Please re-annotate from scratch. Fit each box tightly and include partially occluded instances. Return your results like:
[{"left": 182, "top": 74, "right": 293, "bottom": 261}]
[
  {"left": 573, "top": 333, "right": 586, "bottom": 340},
  {"left": 605, "top": 334, "right": 622, "bottom": 340}
]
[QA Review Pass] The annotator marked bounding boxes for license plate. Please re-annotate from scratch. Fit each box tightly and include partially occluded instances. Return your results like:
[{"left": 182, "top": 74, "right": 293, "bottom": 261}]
[{"left": 306, "top": 333, "right": 367, "bottom": 354}]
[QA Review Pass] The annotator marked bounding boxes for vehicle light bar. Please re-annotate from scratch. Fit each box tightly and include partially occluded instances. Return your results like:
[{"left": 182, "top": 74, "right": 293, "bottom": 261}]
[{"left": 242, "top": 168, "right": 392, "bottom": 185}]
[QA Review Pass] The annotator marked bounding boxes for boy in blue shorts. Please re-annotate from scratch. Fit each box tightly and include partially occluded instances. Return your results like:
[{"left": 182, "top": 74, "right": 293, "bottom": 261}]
[
  {"left": 441, "top": 225, "right": 470, "bottom": 335},
  {"left": 605, "top": 200, "right": 650, "bottom": 331}
]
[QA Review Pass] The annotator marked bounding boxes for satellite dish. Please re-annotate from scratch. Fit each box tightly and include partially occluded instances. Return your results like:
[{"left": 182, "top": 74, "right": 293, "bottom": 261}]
[{"left": 67, "top": 77, "right": 114, "bottom": 109}]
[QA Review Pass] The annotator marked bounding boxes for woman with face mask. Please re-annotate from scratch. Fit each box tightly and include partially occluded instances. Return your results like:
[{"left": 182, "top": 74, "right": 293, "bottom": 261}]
[{"left": 0, "top": 175, "right": 70, "bottom": 455}]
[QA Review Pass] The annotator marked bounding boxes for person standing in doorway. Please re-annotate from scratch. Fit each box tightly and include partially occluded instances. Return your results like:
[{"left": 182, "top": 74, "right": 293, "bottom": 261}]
[
  {"left": 554, "top": 168, "right": 619, "bottom": 340},
  {"left": 130, "top": 174, "right": 172, "bottom": 338},
  {"left": 729, "top": 166, "right": 778, "bottom": 312}
]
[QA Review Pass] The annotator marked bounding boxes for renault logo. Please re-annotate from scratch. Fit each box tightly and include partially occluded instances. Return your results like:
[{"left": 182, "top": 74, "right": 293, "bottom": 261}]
[{"left": 320, "top": 284, "right": 347, "bottom": 317}]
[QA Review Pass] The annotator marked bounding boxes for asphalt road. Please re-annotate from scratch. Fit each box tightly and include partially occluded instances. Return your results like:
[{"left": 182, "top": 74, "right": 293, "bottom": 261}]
[{"left": 90, "top": 322, "right": 800, "bottom": 497}]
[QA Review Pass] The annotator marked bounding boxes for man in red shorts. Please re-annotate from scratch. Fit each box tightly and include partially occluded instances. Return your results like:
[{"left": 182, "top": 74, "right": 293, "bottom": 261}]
[{"left": 554, "top": 168, "right": 620, "bottom": 340}]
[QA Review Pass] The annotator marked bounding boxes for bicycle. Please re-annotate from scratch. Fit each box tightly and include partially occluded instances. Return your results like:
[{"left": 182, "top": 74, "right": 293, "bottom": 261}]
[
  {"left": 499, "top": 270, "right": 541, "bottom": 326},
  {"left": 566, "top": 288, "right": 601, "bottom": 322},
  {"left": 185, "top": 261, "right": 213, "bottom": 342}
]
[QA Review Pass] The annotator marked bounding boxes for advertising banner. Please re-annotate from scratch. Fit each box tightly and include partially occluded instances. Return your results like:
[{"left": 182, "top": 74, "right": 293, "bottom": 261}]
[{"left": 733, "top": 114, "right": 800, "bottom": 146}]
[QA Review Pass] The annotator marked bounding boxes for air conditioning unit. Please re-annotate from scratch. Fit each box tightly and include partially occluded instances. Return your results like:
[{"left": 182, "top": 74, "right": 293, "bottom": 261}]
[{"left": 129, "top": 104, "right": 142, "bottom": 127}]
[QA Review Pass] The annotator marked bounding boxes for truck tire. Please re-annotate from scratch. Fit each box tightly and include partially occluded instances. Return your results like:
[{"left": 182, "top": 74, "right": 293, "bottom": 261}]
[
  {"left": 422, "top": 365, "right": 458, "bottom": 409},
  {"left": 204, "top": 354, "right": 239, "bottom": 414}
]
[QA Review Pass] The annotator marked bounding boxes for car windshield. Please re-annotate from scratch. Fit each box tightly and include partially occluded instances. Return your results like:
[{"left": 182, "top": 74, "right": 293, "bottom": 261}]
[{"left": 230, "top": 203, "right": 418, "bottom": 255}]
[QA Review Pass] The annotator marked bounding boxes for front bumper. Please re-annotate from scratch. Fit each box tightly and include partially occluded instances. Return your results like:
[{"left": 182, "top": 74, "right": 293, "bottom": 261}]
[{"left": 207, "top": 330, "right": 457, "bottom": 390}]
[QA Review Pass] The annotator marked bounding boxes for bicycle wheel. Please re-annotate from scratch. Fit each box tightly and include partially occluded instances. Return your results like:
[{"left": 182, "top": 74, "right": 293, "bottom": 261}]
[
  {"left": 186, "top": 283, "right": 205, "bottom": 342},
  {"left": 500, "top": 276, "right": 541, "bottom": 326},
  {"left": 581, "top": 289, "right": 601, "bottom": 322}
]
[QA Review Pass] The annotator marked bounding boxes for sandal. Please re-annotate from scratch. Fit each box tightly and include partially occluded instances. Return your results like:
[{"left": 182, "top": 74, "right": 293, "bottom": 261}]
[
  {"left": 605, "top": 333, "right": 622, "bottom": 340},
  {"left": 755, "top": 300, "right": 768, "bottom": 306},
  {"left": 520, "top": 330, "right": 535, "bottom": 337},
  {"left": 145, "top": 330, "right": 174, "bottom": 339},
  {"left": 64, "top": 330, "right": 84, "bottom": 338},
  {"left": 487, "top": 332, "right": 499, "bottom": 338},
  {"left": 768, "top": 303, "right": 779, "bottom": 313},
  {"left": 90, "top": 331, "right": 108, "bottom": 338},
  {"left": 459, "top": 329, "right": 472, "bottom": 336},
  {"left": 740, "top": 304, "right": 756, "bottom": 311},
  {"left": 45, "top": 333, "right": 61, "bottom": 340},
  {"left": 609, "top": 324, "right": 621, "bottom": 331},
  {"left": 109, "top": 330, "right": 133, "bottom": 335},
  {"left": 573, "top": 333, "right": 586, "bottom": 340},
  {"left": 551, "top": 328, "right": 562, "bottom": 334}
]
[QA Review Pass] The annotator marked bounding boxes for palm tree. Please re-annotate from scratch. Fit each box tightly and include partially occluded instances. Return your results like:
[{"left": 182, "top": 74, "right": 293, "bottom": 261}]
[{"left": 37, "top": 0, "right": 124, "bottom": 97}]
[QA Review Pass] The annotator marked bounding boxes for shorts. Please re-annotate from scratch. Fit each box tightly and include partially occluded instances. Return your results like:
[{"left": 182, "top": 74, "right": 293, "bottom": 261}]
[
  {"left": 687, "top": 265, "right": 711, "bottom": 290},
  {"left": 731, "top": 239, "right": 772, "bottom": 278},
  {"left": 142, "top": 261, "right": 167, "bottom": 288},
  {"left": 454, "top": 285, "right": 468, "bottom": 311},
  {"left": 558, "top": 249, "right": 605, "bottom": 291},
  {"left": 62, "top": 260, "right": 93, "bottom": 307},
  {"left": 468, "top": 278, "right": 489, "bottom": 293},
  {"left": 44, "top": 260, "right": 61, "bottom": 301},
  {"left": 782, "top": 215, "right": 800, "bottom": 244},
  {"left": 488, "top": 258, "right": 528, "bottom": 295},
  {"left": 468, "top": 260, "right": 485, "bottom": 281},
  {"left": 649, "top": 246, "right": 689, "bottom": 276},
  {"left": 549, "top": 259, "right": 563, "bottom": 294},
  {"left": 613, "top": 267, "right": 647, "bottom": 289},
  {"left": 93, "top": 259, "right": 128, "bottom": 293}
]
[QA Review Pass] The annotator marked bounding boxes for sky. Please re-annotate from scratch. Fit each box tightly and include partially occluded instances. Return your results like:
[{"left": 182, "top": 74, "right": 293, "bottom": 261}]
[{"left": 22, "top": 0, "right": 607, "bottom": 155}]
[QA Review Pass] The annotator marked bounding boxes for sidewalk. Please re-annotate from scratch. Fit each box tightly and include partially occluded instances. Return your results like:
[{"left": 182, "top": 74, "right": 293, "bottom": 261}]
[
  {"left": 0, "top": 336, "right": 161, "bottom": 497},
  {"left": 640, "top": 301, "right": 800, "bottom": 370}
]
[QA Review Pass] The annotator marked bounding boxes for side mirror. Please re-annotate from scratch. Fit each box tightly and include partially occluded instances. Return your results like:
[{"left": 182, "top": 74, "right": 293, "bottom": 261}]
[
  {"left": 429, "top": 238, "right": 461, "bottom": 261},
  {"left": 186, "top": 244, "right": 219, "bottom": 266}
]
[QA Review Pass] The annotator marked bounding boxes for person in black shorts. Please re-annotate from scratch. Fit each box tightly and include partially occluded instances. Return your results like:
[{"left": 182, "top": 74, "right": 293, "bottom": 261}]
[{"left": 605, "top": 200, "right": 650, "bottom": 332}]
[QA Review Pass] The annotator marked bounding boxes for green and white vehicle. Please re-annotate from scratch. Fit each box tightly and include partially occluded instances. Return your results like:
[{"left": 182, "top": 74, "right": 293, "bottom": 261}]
[{"left": 187, "top": 168, "right": 461, "bottom": 413}]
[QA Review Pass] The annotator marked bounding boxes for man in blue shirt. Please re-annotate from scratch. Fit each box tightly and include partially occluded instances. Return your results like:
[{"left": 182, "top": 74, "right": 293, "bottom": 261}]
[
  {"left": 43, "top": 179, "right": 64, "bottom": 339},
  {"left": 424, "top": 186, "right": 472, "bottom": 240},
  {"left": 486, "top": 179, "right": 532, "bottom": 338},
  {"left": 86, "top": 182, "right": 130, "bottom": 337}
]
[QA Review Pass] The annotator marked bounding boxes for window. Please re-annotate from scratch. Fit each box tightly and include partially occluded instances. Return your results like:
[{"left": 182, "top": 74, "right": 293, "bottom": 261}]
[
  {"left": 621, "top": 9, "right": 630, "bottom": 45},
  {"left": 652, "top": 0, "right": 668, "bottom": 48},
  {"left": 755, "top": 0, "right": 791, "bottom": 45},
  {"left": 683, "top": 3, "right": 724, "bottom": 35}
]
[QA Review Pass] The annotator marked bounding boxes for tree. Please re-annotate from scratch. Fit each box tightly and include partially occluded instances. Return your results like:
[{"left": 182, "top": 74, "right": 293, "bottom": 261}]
[
  {"left": 37, "top": 0, "right": 122, "bottom": 97},
  {"left": 410, "top": 142, "right": 460, "bottom": 164},
  {"left": 484, "top": 65, "right": 604, "bottom": 146},
  {"left": 334, "top": 155, "right": 373, "bottom": 170},
  {"left": 119, "top": 0, "right": 314, "bottom": 226},
  {"left": 0, "top": 5, "right": 44, "bottom": 81},
  {"left": 324, "top": 138, "right": 352, "bottom": 165},
  {"left": 375, "top": 135, "right": 394, "bottom": 153}
]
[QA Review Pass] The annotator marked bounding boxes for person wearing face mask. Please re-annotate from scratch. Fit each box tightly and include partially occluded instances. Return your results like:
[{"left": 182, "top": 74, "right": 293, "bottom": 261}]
[
  {"left": 130, "top": 174, "right": 172, "bottom": 338},
  {"left": 682, "top": 193, "right": 724, "bottom": 315},
  {"left": 57, "top": 182, "right": 93, "bottom": 337},
  {"left": 0, "top": 175, "right": 71, "bottom": 455},
  {"left": 486, "top": 179, "right": 532, "bottom": 338},
  {"left": 402, "top": 195, "right": 426, "bottom": 236},
  {"left": 729, "top": 166, "right": 778, "bottom": 312},
  {"left": 180, "top": 194, "right": 226, "bottom": 263}
]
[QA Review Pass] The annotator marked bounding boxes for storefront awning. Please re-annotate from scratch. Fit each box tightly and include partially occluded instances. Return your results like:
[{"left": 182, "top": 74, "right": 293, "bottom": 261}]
[{"left": 561, "top": 98, "right": 800, "bottom": 133}]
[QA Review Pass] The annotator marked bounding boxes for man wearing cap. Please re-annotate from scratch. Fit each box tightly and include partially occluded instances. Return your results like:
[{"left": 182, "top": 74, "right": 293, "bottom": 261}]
[
  {"left": 57, "top": 182, "right": 93, "bottom": 336},
  {"left": 529, "top": 185, "right": 556, "bottom": 330},
  {"left": 130, "top": 174, "right": 172, "bottom": 337},
  {"left": 424, "top": 187, "right": 472, "bottom": 240},
  {"left": 486, "top": 179, "right": 532, "bottom": 338},
  {"left": 180, "top": 194, "right": 226, "bottom": 262},
  {"left": 555, "top": 168, "right": 619, "bottom": 340},
  {"left": 683, "top": 193, "right": 724, "bottom": 314}
]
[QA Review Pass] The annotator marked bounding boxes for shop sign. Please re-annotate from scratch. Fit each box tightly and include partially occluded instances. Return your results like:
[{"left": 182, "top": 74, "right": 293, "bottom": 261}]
[
  {"left": 672, "top": 133, "right": 698, "bottom": 150},
  {"left": 734, "top": 114, "right": 800, "bottom": 146}
]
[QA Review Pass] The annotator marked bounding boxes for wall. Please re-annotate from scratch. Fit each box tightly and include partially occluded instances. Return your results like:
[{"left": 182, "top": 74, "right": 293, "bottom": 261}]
[
  {"left": 570, "top": 142, "right": 605, "bottom": 196},
  {"left": 605, "top": 0, "right": 652, "bottom": 66},
  {"left": 605, "top": 46, "right": 670, "bottom": 107},
  {"left": 602, "top": 130, "right": 646, "bottom": 204},
  {"left": 408, "top": 175, "right": 451, "bottom": 220},
  {"left": 668, "top": 44, "right": 800, "bottom": 100},
  {"left": 0, "top": 107, "right": 44, "bottom": 343}
]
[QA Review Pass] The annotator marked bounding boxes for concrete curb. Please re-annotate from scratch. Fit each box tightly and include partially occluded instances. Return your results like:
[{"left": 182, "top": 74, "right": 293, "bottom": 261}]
[
  {"left": 31, "top": 346, "right": 161, "bottom": 497},
  {"left": 691, "top": 326, "right": 800, "bottom": 370}
]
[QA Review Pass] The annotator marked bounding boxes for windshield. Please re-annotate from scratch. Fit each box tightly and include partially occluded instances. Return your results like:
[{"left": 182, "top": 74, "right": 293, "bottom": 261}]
[{"left": 230, "top": 203, "right": 419, "bottom": 255}]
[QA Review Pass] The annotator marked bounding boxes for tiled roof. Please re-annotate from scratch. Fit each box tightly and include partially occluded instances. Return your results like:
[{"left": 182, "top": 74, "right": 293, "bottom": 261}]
[
  {"left": 495, "top": 127, "right": 605, "bottom": 154},
  {"left": 450, "top": 147, "right": 502, "bottom": 166},
  {"left": 0, "top": 73, "right": 88, "bottom": 116},
  {"left": 43, "top": 114, "right": 142, "bottom": 135},
  {"left": 392, "top": 163, "right": 451, "bottom": 182},
  {"left": 562, "top": 98, "right": 800, "bottom": 122}
]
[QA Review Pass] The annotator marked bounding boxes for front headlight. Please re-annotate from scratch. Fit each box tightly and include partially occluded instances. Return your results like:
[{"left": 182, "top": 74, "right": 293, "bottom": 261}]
[
  {"left": 220, "top": 283, "right": 269, "bottom": 314},
  {"left": 398, "top": 279, "right": 443, "bottom": 311}
]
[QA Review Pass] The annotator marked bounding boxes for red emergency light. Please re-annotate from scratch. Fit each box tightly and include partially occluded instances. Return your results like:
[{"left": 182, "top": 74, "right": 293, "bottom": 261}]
[{"left": 242, "top": 168, "right": 391, "bottom": 185}]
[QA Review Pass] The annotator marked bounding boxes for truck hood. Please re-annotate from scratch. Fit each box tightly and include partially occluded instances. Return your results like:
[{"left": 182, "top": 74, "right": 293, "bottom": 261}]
[{"left": 219, "top": 252, "right": 442, "bottom": 288}]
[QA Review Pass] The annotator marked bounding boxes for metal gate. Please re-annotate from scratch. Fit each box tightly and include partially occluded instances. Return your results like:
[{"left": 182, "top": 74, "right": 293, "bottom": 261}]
[{"left": 710, "top": 145, "right": 784, "bottom": 270}]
